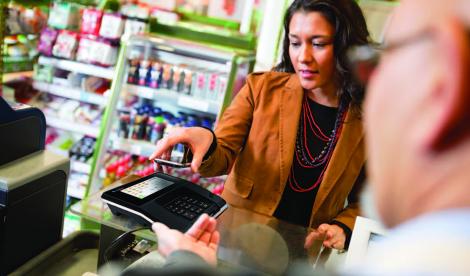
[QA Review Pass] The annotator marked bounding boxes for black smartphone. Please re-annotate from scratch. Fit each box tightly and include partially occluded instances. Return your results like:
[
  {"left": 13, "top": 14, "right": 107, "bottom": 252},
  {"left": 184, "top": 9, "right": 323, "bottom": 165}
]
[
  {"left": 153, "top": 145, "right": 192, "bottom": 168},
  {"left": 153, "top": 156, "right": 191, "bottom": 168}
]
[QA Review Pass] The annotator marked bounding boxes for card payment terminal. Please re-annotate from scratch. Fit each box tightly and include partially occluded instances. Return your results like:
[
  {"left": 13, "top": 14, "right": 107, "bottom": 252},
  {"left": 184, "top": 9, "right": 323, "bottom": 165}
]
[{"left": 101, "top": 173, "right": 228, "bottom": 231}]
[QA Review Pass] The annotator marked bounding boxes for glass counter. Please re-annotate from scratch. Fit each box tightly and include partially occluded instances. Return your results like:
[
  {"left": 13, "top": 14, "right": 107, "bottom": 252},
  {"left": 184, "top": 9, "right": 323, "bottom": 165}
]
[{"left": 71, "top": 175, "right": 328, "bottom": 274}]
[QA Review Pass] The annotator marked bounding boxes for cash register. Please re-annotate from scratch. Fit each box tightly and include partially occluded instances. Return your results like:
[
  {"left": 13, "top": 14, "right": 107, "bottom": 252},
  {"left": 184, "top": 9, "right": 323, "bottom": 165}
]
[{"left": 0, "top": 97, "right": 69, "bottom": 274}]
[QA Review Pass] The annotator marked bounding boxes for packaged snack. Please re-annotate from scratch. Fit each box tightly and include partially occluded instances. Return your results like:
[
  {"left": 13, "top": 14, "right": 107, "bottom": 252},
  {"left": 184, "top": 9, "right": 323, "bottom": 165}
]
[
  {"left": 80, "top": 8, "right": 103, "bottom": 36},
  {"left": 38, "top": 27, "right": 59, "bottom": 56},
  {"left": 99, "top": 12, "right": 125, "bottom": 40},
  {"left": 52, "top": 30, "right": 79, "bottom": 59},
  {"left": 76, "top": 35, "right": 96, "bottom": 63},
  {"left": 89, "top": 38, "right": 118, "bottom": 67},
  {"left": 48, "top": 2, "right": 80, "bottom": 30}
]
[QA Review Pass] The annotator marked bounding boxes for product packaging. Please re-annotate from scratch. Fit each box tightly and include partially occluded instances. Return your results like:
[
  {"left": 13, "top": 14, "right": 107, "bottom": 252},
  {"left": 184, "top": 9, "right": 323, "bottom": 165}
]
[
  {"left": 76, "top": 35, "right": 96, "bottom": 63},
  {"left": 80, "top": 8, "right": 103, "bottom": 36},
  {"left": 48, "top": 2, "right": 80, "bottom": 30},
  {"left": 38, "top": 27, "right": 59, "bottom": 56},
  {"left": 52, "top": 30, "right": 79, "bottom": 59},
  {"left": 99, "top": 12, "right": 125, "bottom": 40},
  {"left": 89, "top": 38, "right": 118, "bottom": 67}
]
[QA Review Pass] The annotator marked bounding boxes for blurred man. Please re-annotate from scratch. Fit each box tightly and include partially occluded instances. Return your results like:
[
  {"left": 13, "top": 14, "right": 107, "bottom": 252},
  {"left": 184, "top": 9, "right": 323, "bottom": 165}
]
[
  {"left": 358, "top": 0, "right": 470, "bottom": 273},
  {"left": 136, "top": 0, "right": 470, "bottom": 274}
]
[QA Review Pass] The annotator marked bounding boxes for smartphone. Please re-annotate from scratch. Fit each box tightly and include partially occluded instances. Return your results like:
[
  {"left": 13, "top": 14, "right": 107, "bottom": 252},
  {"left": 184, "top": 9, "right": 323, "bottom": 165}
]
[
  {"left": 153, "top": 145, "right": 193, "bottom": 168},
  {"left": 153, "top": 156, "right": 191, "bottom": 168}
]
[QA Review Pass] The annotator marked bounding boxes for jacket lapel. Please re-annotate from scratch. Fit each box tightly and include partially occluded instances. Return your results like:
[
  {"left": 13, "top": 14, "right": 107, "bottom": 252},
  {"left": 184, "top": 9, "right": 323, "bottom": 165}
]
[
  {"left": 312, "top": 110, "right": 364, "bottom": 215},
  {"left": 278, "top": 75, "right": 303, "bottom": 190}
]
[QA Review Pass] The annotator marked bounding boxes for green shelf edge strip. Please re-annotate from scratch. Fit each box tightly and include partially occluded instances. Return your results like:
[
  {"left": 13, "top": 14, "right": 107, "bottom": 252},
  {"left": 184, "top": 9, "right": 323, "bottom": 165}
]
[
  {"left": 176, "top": 9, "right": 240, "bottom": 31},
  {"left": 149, "top": 19, "right": 256, "bottom": 51}
]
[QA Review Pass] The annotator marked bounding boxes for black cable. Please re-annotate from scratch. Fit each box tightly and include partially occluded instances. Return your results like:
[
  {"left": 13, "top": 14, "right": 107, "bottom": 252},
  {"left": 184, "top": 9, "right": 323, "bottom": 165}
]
[{"left": 104, "top": 226, "right": 151, "bottom": 264}]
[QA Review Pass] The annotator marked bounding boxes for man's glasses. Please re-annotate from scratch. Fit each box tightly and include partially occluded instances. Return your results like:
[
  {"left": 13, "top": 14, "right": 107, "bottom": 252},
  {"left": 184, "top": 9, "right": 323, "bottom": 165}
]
[{"left": 348, "top": 29, "right": 434, "bottom": 86}]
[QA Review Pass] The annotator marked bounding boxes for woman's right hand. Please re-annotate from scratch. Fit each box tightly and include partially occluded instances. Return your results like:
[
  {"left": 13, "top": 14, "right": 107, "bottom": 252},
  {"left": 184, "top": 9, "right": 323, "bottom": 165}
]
[{"left": 149, "top": 127, "right": 214, "bottom": 173}]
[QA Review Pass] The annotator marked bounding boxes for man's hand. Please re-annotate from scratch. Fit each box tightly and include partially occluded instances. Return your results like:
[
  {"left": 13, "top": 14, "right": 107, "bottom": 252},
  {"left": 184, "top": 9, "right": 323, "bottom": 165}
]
[
  {"left": 152, "top": 214, "right": 220, "bottom": 266},
  {"left": 304, "top": 223, "right": 346, "bottom": 250}
]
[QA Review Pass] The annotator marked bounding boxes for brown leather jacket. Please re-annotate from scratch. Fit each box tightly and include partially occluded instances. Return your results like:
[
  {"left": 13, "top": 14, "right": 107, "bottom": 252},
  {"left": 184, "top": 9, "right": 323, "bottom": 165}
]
[{"left": 199, "top": 72, "right": 366, "bottom": 230}]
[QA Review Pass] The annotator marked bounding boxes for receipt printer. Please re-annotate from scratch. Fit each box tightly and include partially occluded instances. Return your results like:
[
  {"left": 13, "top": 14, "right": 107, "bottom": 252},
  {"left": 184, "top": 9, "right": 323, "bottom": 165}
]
[{"left": 0, "top": 97, "right": 69, "bottom": 274}]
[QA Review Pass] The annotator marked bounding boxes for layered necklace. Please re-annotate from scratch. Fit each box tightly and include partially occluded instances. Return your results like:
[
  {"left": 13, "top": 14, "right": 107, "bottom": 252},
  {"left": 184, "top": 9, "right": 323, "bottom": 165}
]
[{"left": 288, "top": 93, "right": 348, "bottom": 193}]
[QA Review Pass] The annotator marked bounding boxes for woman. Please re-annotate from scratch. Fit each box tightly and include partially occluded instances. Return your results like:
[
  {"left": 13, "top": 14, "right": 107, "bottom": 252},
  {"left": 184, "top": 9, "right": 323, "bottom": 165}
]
[{"left": 150, "top": 0, "right": 369, "bottom": 251}]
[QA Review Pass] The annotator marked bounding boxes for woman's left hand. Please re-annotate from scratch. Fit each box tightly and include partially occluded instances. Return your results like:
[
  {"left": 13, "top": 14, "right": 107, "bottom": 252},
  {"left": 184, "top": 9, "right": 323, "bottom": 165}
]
[{"left": 304, "top": 223, "right": 346, "bottom": 250}]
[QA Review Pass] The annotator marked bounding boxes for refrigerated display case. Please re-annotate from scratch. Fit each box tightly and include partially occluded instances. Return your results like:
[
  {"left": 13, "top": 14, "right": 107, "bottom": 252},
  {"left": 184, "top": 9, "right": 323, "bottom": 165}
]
[{"left": 85, "top": 34, "right": 255, "bottom": 197}]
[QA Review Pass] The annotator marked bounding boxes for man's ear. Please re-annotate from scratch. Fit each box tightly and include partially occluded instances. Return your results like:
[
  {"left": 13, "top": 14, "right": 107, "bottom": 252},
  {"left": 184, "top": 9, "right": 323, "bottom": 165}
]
[{"left": 426, "top": 18, "right": 470, "bottom": 151}]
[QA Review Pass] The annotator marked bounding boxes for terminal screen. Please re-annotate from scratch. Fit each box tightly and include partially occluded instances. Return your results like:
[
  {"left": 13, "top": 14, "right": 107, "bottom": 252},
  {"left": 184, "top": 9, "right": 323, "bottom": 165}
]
[{"left": 121, "top": 177, "right": 173, "bottom": 199}]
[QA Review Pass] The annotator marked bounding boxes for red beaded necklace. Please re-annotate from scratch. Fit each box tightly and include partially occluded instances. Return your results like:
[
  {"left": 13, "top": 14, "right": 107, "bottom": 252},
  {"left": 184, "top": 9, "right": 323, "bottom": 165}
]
[{"left": 288, "top": 94, "right": 348, "bottom": 193}]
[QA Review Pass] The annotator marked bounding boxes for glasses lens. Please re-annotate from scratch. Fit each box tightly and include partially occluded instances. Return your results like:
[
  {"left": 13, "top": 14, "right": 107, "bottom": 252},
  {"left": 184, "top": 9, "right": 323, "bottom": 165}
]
[{"left": 348, "top": 45, "right": 381, "bottom": 86}]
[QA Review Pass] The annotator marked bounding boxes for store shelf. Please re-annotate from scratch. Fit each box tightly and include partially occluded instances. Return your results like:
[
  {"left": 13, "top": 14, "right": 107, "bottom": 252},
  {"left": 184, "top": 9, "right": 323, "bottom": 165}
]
[
  {"left": 33, "top": 81, "right": 108, "bottom": 106},
  {"left": 46, "top": 116, "right": 100, "bottom": 138},
  {"left": 125, "top": 84, "right": 221, "bottom": 115},
  {"left": 109, "top": 136, "right": 156, "bottom": 157},
  {"left": 38, "top": 56, "right": 115, "bottom": 79}
]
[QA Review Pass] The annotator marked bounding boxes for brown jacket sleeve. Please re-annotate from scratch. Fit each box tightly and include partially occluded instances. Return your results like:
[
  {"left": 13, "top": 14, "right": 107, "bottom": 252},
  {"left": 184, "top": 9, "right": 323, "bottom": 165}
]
[{"left": 198, "top": 73, "right": 262, "bottom": 177}]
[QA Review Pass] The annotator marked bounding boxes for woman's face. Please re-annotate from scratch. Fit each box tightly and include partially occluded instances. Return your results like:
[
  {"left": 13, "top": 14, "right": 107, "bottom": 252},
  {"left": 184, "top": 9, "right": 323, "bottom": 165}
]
[{"left": 288, "top": 11, "right": 336, "bottom": 93}]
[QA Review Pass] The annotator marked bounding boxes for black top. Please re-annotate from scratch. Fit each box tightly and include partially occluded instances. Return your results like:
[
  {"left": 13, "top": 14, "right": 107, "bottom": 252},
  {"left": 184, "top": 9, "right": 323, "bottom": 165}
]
[{"left": 274, "top": 96, "right": 338, "bottom": 227}]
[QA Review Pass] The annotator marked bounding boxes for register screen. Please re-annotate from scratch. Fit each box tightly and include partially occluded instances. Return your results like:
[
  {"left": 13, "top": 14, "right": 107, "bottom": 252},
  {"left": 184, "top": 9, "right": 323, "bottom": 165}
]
[{"left": 121, "top": 177, "right": 173, "bottom": 199}]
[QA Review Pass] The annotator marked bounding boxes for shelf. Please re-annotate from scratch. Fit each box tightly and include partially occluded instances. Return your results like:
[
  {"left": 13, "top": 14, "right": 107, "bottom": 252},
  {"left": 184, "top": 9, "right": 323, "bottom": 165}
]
[
  {"left": 109, "top": 136, "right": 156, "bottom": 157},
  {"left": 125, "top": 84, "right": 221, "bottom": 115},
  {"left": 149, "top": 19, "right": 256, "bottom": 51},
  {"left": 46, "top": 116, "right": 100, "bottom": 138},
  {"left": 33, "top": 81, "right": 108, "bottom": 106},
  {"left": 38, "top": 56, "right": 115, "bottom": 79}
]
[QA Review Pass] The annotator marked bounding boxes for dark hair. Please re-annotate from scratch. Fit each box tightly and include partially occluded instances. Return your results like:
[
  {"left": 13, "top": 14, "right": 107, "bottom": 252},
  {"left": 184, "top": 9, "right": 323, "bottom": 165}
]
[{"left": 274, "top": 0, "right": 370, "bottom": 114}]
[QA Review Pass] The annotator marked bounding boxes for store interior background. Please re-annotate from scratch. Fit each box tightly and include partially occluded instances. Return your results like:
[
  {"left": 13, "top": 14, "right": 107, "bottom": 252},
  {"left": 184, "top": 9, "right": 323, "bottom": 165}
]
[{"left": 1, "top": 0, "right": 397, "bottom": 274}]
